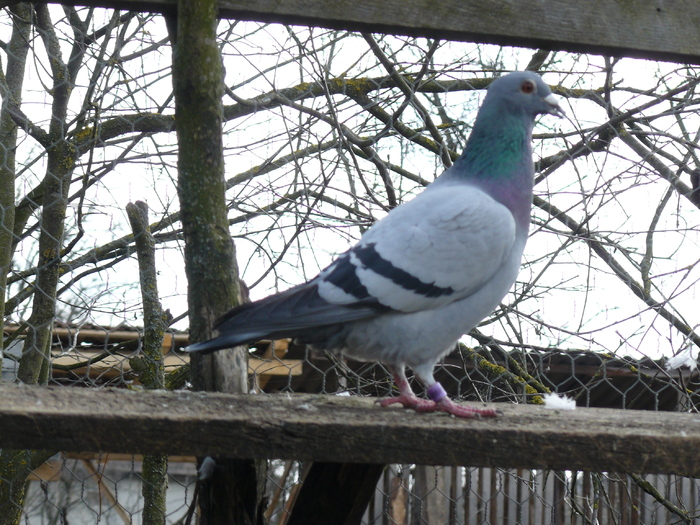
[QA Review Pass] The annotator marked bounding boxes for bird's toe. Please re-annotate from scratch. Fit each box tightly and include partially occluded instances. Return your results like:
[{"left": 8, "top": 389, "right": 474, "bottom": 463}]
[
  {"left": 380, "top": 393, "right": 435, "bottom": 411},
  {"left": 433, "top": 398, "right": 499, "bottom": 419}
]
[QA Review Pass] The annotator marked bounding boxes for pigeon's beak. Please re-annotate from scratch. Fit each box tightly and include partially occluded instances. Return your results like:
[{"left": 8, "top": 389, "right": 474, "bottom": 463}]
[{"left": 544, "top": 93, "right": 565, "bottom": 118}]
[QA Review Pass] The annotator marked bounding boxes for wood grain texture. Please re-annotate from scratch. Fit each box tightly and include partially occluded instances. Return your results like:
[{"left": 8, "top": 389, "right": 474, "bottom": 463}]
[
  {"left": 1, "top": 384, "right": 699, "bottom": 475},
  {"left": 1, "top": 0, "right": 699, "bottom": 64}
]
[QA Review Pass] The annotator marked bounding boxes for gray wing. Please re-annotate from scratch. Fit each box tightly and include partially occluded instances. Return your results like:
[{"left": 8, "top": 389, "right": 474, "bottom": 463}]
[
  {"left": 185, "top": 276, "right": 388, "bottom": 354},
  {"left": 317, "top": 182, "right": 517, "bottom": 312},
  {"left": 187, "top": 183, "right": 517, "bottom": 354}
]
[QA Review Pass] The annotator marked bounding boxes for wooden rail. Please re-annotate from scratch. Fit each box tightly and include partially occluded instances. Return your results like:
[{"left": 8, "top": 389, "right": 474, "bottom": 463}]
[
  {"left": 1, "top": 384, "right": 699, "bottom": 476},
  {"left": 0, "top": 0, "right": 699, "bottom": 64},
  {"left": 3, "top": 325, "right": 301, "bottom": 380}
]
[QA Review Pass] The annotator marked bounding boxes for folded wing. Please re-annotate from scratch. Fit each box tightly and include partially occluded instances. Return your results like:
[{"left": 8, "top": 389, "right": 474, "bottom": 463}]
[{"left": 187, "top": 183, "right": 517, "bottom": 354}]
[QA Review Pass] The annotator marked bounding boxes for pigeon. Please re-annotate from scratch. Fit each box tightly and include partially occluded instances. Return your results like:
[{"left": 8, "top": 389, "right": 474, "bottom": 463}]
[{"left": 187, "top": 71, "right": 563, "bottom": 418}]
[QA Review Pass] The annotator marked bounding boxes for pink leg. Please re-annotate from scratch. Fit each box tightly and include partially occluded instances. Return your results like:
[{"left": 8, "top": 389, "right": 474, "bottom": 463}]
[{"left": 379, "top": 367, "right": 435, "bottom": 411}]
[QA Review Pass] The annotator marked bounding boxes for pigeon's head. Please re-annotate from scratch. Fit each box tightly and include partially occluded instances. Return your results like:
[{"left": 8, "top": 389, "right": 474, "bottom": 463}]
[
  {"left": 485, "top": 71, "right": 564, "bottom": 120},
  {"left": 443, "top": 70, "right": 563, "bottom": 202}
]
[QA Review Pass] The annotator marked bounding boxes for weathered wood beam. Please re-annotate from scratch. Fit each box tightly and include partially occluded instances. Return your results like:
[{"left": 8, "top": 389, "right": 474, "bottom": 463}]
[
  {"left": 1, "top": 384, "right": 699, "bottom": 476},
  {"left": 4, "top": 325, "right": 190, "bottom": 345},
  {"left": 50, "top": 353, "right": 302, "bottom": 377},
  {"left": 1, "top": 0, "right": 699, "bottom": 64}
]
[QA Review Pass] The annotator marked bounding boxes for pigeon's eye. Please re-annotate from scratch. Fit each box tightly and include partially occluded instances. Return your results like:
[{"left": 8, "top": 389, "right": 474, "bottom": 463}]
[{"left": 521, "top": 80, "right": 536, "bottom": 94}]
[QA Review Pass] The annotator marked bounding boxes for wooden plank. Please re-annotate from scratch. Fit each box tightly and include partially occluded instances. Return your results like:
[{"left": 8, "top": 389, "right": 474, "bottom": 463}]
[
  {"left": 1, "top": 384, "right": 699, "bottom": 476},
  {"left": 249, "top": 358, "right": 302, "bottom": 376},
  {"left": 28, "top": 460, "right": 63, "bottom": 482},
  {"left": 50, "top": 353, "right": 302, "bottom": 377},
  {"left": 4, "top": 325, "right": 190, "bottom": 345},
  {"left": 5, "top": 325, "right": 299, "bottom": 380},
  {"left": 0, "top": 0, "right": 699, "bottom": 64}
]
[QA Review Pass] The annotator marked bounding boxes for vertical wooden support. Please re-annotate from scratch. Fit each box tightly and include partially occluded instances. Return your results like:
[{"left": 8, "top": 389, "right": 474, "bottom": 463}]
[{"left": 286, "top": 463, "right": 384, "bottom": 525}]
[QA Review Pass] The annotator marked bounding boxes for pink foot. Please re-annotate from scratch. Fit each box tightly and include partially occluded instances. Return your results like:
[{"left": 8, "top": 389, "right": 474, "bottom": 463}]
[
  {"left": 379, "top": 393, "right": 498, "bottom": 418},
  {"left": 380, "top": 372, "right": 498, "bottom": 419},
  {"left": 379, "top": 392, "right": 435, "bottom": 411},
  {"left": 380, "top": 380, "right": 499, "bottom": 419},
  {"left": 424, "top": 382, "right": 498, "bottom": 418},
  {"left": 423, "top": 397, "right": 499, "bottom": 419}
]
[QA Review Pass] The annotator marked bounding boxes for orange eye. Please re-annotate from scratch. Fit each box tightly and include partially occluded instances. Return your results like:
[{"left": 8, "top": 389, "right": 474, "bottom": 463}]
[{"left": 521, "top": 80, "right": 536, "bottom": 94}]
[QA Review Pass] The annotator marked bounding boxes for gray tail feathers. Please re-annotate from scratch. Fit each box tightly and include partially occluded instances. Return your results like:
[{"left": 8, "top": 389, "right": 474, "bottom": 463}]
[{"left": 185, "top": 281, "right": 381, "bottom": 354}]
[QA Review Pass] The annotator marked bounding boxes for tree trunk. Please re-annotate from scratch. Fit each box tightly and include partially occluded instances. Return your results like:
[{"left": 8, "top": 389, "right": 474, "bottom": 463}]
[
  {"left": 17, "top": 3, "right": 76, "bottom": 385},
  {"left": 0, "top": 6, "right": 64, "bottom": 524},
  {"left": 169, "top": 2, "right": 266, "bottom": 523},
  {"left": 127, "top": 201, "right": 168, "bottom": 525},
  {"left": 0, "top": 2, "right": 30, "bottom": 346}
]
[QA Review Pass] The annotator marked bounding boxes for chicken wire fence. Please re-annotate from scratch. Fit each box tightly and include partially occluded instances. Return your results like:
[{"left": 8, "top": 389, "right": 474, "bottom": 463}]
[
  {"left": 3, "top": 327, "right": 700, "bottom": 523},
  {"left": 10, "top": 450, "right": 700, "bottom": 524}
]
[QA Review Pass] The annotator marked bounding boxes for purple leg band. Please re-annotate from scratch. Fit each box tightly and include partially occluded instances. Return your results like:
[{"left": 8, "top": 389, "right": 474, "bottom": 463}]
[{"left": 427, "top": 382, "right": 447, "bottom": 402}]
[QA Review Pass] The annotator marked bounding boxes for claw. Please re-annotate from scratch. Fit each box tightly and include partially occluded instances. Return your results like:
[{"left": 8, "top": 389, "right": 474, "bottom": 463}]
[
  {"left": 379, "top": 392, "right": 435, "bottom": 411},
  {"left": 430, "top": 397, "right": 499, "bottom": 418}
]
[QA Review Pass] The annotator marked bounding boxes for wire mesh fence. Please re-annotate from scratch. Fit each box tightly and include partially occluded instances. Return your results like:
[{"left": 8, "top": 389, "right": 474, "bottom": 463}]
[
  {"left": 22, "top": 453, "right": 196, "bottom": 525},
  {"left": 3, "top": 327, "right": 700, "bottom": 523},
  {"left": 13, "top": 450, "right": 700, "bottom": 524}
]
